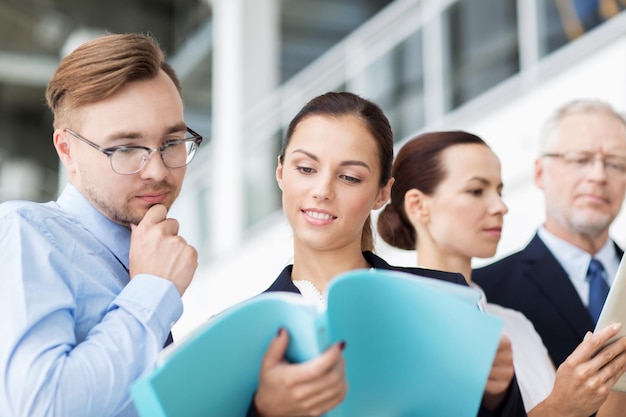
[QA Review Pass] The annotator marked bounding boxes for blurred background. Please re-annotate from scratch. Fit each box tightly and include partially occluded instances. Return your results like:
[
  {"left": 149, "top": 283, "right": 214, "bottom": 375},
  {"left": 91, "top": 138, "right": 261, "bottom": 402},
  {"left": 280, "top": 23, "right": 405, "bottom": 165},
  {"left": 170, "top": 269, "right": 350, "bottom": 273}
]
[{"left": 2, "top": 0, "right": 626, "bottom": 339}]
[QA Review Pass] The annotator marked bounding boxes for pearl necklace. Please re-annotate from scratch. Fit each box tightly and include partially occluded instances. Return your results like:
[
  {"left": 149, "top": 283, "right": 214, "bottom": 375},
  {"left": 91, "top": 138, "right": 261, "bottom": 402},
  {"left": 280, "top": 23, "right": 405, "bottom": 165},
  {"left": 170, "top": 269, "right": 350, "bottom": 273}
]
[
  {"left": 293, "top": 280, "right": 325, "bottom": 304},
  {"left": 293, "top": 266, "right": 375, "bottom": 305}
]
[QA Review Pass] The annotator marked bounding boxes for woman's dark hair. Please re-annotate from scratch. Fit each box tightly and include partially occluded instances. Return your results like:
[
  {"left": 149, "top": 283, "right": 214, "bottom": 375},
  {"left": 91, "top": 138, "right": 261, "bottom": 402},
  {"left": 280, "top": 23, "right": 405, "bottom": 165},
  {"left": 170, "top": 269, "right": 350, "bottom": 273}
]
[
  {"left": 377, "top": 131, "right": 488, "bottom": 250},
  {"left": 280, "top": 91, "right": 394, "bottom": 251}
]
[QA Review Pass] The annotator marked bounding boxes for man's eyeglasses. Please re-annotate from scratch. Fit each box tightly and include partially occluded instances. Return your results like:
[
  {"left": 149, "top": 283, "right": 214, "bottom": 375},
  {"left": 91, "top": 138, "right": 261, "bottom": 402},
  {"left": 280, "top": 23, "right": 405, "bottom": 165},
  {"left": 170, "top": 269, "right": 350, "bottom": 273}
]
[
  {"left": 542, "top": 151, "right": 626, "bottom": 177},
  {"left": 64, "top": 128, "right": 203, "bottom": 175}
]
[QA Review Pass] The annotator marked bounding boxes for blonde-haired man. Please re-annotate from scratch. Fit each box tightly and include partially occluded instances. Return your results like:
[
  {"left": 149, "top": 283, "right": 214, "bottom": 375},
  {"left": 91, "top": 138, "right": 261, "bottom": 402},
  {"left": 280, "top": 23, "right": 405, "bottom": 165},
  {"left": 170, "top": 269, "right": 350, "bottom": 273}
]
[{"left": 0, "top": 33, "right": 202, "bottom": 417}]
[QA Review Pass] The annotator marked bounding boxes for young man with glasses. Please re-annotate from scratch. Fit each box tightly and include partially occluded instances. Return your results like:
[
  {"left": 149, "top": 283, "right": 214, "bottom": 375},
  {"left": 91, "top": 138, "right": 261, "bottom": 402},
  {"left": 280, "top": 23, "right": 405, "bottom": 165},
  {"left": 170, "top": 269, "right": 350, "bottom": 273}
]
[
  {"left": 0, "top": 33, "right": 201, "bottom": 417},
  {"left": 475, "top": 100, "right": 626, "bottom": 373}
]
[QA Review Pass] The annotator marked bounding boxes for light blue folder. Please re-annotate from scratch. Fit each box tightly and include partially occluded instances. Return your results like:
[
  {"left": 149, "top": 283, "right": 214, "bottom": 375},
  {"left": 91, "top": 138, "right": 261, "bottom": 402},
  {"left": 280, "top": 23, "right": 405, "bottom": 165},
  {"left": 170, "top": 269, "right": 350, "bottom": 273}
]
[{"left": 131, "top": 269, "right": 503, "bottom": 417}]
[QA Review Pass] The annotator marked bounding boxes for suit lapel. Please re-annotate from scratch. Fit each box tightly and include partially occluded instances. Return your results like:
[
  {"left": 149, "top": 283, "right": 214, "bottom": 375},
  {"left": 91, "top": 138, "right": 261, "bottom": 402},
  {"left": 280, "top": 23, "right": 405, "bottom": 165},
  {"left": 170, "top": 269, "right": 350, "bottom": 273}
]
[
  {"left": 521, "top": 234, "right": 594, "bottom": 339},
  {"left": 613, "top": 242, "right": 624, "bottom": 260}
]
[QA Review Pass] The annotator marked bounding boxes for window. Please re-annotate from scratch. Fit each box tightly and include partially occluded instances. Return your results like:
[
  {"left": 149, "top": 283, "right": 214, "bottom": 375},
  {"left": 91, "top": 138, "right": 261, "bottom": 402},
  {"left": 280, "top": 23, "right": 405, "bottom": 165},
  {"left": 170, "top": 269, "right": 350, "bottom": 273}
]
[{"left": 442, "top": 0, "right": 520, "bottom": 110}]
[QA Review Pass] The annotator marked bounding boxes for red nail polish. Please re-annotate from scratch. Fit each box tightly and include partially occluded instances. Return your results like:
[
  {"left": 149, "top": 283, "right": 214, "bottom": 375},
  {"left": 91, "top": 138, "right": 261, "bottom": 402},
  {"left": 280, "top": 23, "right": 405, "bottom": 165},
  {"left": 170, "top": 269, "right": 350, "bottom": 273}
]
[
  {"left": 277, "top": 327, "right": 284, "bottom": 337},
  {"left": 339, "top": 341, "right": 346, "bottom": 351}
]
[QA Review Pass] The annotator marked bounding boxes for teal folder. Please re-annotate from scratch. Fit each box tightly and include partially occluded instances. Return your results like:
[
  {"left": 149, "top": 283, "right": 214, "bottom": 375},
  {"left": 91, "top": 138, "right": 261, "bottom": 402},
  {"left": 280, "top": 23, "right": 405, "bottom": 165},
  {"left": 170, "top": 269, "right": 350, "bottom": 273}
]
[{"left": 131, "top": 268, "right": 503, "bottom": 417}]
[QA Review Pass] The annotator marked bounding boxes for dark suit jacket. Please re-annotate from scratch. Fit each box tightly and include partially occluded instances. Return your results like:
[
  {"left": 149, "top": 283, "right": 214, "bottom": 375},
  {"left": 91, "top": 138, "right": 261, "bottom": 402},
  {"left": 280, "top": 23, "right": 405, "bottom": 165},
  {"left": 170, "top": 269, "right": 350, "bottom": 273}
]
[
  {"left": 265, "top": 250, "right": 467, "bottom": 292},
  {"left": 474, "top": 233, "right": 623, "bottom": 368},
  {"left": 248, "top": 251, "right": 527, "bottom": 417}
]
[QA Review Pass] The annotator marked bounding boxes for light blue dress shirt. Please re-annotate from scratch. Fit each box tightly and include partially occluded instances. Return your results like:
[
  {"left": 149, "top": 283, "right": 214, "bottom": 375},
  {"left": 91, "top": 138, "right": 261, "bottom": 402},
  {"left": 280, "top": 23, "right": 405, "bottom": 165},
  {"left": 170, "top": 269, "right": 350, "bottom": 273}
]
[{"left": 0, "top": 184, "right": 183, "bottom": 417}]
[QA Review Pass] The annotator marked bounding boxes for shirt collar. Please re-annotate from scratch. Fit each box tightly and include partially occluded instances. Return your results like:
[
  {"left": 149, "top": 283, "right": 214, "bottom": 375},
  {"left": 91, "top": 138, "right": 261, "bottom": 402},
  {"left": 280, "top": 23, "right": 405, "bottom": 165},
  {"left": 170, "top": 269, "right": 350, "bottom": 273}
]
[
  {"left": 538, "top": 226, "right": 618, "bottom": 285},
  {"left": 56, "top": 183, "right": 131, "bottom": 270},
  {"left": 470, "top": 281, "right": 489, "bottom": 310}
]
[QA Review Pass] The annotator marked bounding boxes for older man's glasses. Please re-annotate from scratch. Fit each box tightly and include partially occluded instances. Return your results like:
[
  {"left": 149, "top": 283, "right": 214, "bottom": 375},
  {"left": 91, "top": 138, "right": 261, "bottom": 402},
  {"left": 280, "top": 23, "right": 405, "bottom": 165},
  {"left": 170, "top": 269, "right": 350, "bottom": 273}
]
[
  {"left": 542, "top": 151, "right": 626, "bottom": 177},
  {"left": 64, "top": 128, "right": 203, "bottom": 175}
]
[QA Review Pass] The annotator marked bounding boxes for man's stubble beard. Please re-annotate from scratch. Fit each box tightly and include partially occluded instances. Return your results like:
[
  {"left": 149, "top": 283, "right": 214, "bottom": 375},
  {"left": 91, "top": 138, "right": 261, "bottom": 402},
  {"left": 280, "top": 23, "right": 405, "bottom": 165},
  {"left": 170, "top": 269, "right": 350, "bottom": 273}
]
[{"left": 84, "top": 181, "right": 177, "bottom": 226}]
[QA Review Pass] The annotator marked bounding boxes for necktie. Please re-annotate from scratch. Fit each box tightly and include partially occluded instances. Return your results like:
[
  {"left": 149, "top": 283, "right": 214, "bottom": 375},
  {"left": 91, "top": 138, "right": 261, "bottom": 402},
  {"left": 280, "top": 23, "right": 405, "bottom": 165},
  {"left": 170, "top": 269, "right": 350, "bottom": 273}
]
[{"left": 587, "top": 259, "right": 610, "bottom": 324}]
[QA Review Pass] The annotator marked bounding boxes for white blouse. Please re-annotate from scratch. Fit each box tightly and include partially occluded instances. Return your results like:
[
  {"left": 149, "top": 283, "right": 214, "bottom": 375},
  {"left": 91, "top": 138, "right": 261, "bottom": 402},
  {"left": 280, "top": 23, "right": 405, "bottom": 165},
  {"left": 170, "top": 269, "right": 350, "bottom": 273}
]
[{"left": 473, "top": 283, "right": 556, "bottom": 411}]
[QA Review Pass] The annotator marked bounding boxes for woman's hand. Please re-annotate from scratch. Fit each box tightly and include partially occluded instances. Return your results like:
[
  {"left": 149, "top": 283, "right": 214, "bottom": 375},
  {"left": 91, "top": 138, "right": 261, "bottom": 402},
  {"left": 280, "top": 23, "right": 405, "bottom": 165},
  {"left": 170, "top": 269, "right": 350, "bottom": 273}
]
[
  {"left": 253, "top": 328, "right": 348, "bottom": 417},
  {"left": 482, "top": 335, "right": 515, "bottom": 410}
]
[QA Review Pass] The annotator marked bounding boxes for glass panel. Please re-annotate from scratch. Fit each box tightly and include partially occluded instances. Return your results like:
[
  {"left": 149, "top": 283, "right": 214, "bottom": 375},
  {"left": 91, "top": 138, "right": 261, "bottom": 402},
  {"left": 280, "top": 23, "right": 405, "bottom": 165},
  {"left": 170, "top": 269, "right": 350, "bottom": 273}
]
[
  {"left": 0, "top": 0, "right": 210, "bottom": 202},
  {"left": 195, "top": 185, "right": 211, "bottom": 258},
  {"left": 442, "top": 0, "right": 520, "bottom": 110},
  {"left": 361, "top": 30, "right": 425, "bottom": 141},
  {"left": 280, "top": 0, "right": 395, "bottom": 81},
  {"left": 243, "top": 131, "right": 283, "bottom": 228},
  {"left": 536, "top": 0, "right": 626, "bottom": 57}
]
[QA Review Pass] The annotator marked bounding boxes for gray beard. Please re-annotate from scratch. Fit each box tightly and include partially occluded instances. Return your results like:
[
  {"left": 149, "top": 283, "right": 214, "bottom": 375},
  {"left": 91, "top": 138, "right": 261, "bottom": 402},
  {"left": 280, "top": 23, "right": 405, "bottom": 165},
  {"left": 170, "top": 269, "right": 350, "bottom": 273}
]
[{"left": 550, "top": 207, "right": 613, "bottom": 239}]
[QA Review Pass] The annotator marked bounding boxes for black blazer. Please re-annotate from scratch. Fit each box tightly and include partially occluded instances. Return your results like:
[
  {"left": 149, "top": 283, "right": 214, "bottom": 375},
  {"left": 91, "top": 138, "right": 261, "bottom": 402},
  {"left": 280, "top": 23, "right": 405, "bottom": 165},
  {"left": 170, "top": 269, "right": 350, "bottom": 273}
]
[
  {"left": 474, "top": 233, "right": 623, "bottom": 367},
  {"left": 248, "top": 251, "right": 527, "bottom": 417},
  {"left": 265, "top": 250, "right": 467, "bottom": 292}
]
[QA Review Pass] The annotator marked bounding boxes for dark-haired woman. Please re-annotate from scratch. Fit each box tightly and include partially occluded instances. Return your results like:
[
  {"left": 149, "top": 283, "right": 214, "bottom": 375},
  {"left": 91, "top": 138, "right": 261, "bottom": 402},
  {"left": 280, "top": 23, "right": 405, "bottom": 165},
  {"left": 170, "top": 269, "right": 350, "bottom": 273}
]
[
  {"left": 377, "top": 130, "right": 626, "bottom": 417},
  {"left": 249, "top": 93, "right": 527, "bottom": 417}
]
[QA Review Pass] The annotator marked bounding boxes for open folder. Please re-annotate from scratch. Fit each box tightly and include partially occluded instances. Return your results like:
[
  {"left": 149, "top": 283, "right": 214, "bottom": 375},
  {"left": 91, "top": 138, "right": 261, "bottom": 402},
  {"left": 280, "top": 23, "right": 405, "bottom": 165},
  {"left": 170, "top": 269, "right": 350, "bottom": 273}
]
[
  {"left": 595, "top": 253, "right": 626, "bottom": 392},
  {"left": 131, "top": 268, "right": 503, "bottom": 417}
]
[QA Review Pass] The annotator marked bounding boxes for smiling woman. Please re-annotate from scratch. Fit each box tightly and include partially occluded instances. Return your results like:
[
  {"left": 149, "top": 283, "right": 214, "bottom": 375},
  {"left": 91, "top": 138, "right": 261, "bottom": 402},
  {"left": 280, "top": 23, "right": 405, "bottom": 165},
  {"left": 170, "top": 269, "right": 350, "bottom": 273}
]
[
  {"left": 244, "top": 91, "right": 528, "bottom": 417},
  {"left": 277, "top": 114, "right": 388, "bottom": 259}
]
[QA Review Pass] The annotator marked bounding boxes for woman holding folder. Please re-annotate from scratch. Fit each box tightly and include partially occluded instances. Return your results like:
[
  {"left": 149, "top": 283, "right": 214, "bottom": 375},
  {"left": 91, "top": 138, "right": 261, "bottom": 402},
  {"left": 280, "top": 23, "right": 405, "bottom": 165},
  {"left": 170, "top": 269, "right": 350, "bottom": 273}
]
[
  {"left": 248, "top": 92, "right": 527, "bottom": 417},
  {"left": 376, "top": 130, "right": 626, "bottom": 417}
]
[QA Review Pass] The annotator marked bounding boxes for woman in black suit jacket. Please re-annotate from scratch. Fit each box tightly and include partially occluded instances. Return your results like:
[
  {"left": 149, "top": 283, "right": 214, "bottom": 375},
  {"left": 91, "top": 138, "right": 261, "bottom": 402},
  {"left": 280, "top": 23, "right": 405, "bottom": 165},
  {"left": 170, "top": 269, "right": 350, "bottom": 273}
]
[
  {"left": 248, "top": 91, "right": 526, "bottom": 417},
  {"left": 377, "top": 130, "right": 626, "bottom": 417}
]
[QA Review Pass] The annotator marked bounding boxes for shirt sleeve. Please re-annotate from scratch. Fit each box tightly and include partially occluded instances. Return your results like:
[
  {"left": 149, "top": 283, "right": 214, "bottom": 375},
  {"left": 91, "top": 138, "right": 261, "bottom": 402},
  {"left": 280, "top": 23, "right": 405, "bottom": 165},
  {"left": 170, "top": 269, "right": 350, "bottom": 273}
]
[{"left": 0, "top": 210, "right": 183, "bottom": 417}]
